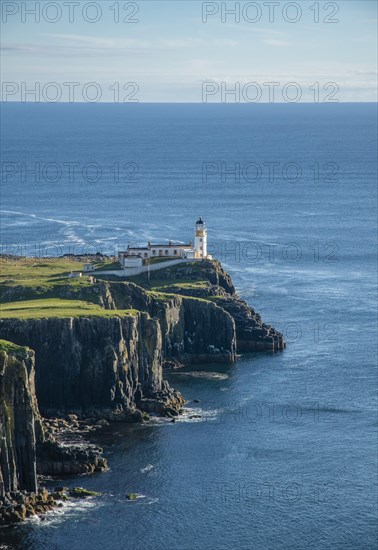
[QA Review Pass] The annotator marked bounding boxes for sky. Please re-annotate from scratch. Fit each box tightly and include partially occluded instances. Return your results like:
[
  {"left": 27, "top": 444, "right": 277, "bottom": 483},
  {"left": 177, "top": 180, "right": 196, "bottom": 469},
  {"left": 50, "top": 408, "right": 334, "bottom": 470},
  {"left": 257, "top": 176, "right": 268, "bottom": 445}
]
[{"left": 1, "top": 0, "right": 377, "bottom": 102}]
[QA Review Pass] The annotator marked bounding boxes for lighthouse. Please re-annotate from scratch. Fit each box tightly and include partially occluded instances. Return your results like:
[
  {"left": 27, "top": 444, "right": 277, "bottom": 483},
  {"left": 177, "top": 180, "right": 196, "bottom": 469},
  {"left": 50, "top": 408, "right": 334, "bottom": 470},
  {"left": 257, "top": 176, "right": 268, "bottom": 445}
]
[{"left": 194, "top": 217, "right": 207, "bottom": 259}]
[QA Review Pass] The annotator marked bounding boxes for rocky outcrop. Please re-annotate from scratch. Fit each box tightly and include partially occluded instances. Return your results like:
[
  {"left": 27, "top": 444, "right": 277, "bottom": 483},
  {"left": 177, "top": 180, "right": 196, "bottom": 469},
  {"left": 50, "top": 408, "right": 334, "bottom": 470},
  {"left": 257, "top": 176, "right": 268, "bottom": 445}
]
[
  {"left": 0, "top": 344, "right": 56, "bottom": 525},
  {"left": 0, "top": 488, "right": 58, "bottom": 525},
  {"left": 0, "top": 343, "right": 38, "bottom": 496},
  {"left": 37, "top": 436, "right": 107, "bottom": 476},
  {"left": 145, "top": 260, "right": 285, "bottom": 352},
  {"left": 210, "top": 297, "right": 285, "bottom": 352},
  {"left": 141, "top": 259, "right": 236, "bottom": 295},
  {"left": 151, "top": 294, "right": 237, "bottom": 364},
  {"left": 93, "top": 260, "right": 284, "bottom": 353}
]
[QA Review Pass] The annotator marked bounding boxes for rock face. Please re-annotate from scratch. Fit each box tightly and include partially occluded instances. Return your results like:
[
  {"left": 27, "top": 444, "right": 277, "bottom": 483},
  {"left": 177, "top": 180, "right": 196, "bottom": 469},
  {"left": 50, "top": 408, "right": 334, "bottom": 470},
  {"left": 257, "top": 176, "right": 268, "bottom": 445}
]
[
  {"left": 152, "top": 295, "right": 237, "bottom": 364},
  {"left": 144, "top": 260, "right": 285, "bottom": 353},
  {"left": 0, "top": 342, "right": 107, "bottom": 525},
  {"left": 37, "top": 436, "right": 107, "bottom": 476},
  {"left": 0, "top": 341, "right": 107, "bottom": 488},
  {"left": 213, "top": 297, "right": 285, "bottom": 352},
  {"left": 0, "top": 344, "right": 38, "bottom": 496},
  {"left": 0, "top": 344, "right": 56, "bottom": 525},
  {"left": 0, "top": 314, "right": 182, "bottom": 417}
]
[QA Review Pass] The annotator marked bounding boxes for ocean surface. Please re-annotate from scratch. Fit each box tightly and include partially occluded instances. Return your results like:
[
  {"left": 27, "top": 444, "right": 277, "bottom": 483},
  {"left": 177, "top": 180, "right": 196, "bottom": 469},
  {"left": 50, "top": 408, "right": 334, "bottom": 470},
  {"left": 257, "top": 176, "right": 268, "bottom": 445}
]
[{"left": 0, "top": 103, "right": 377, "bottom": 550}]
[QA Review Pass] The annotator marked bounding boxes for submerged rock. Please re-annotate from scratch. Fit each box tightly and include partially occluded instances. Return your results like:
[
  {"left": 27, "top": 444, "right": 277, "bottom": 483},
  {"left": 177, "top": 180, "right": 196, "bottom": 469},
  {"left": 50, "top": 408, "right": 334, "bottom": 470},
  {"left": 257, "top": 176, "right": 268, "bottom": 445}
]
[{"left": 69, "top": 487, "right": 101, "bottom": 498}]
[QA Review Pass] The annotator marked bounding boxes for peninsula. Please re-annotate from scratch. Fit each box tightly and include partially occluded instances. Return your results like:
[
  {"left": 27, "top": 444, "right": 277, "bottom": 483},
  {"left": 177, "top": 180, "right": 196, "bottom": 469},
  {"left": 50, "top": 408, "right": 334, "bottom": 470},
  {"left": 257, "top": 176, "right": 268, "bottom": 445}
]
[{"left": 0, "top": 233, "right": 285, "bottom": 524}]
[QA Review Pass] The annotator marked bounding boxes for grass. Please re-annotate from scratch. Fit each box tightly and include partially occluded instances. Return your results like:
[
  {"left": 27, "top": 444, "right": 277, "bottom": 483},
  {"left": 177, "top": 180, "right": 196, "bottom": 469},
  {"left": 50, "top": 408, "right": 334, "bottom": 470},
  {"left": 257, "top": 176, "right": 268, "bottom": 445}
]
[
  {"left": 0, "top": 257, "right": 85, "bottom": 283},
  {"left": 0, "top": 339, "right": 28, "bottom": 354},
  {"left": 127, "top": 276, "right": 209, "bottom": 291},
  {"left": 0, "top": 299, "right": 139, "bottom": 319},
  {"left": 149, "top": 257, "right": 178, "bottom": 264},
  {"left": 0, "top": 257, "right": 107, "bottom": 305},
  {"left": 93, "top": 260, "right": 123, "bottom": 271},
  {"left": 0, "top": 256, "right": 123, "bottom": 286},
  {"left": 0, "top": 258, "right": 93, "bottom": 297},
  {"left": 0, "top": 256, "right": 218, "bottom": 319},
  {"left": 146, "top": 290, "right": 212, "bottom": 304}
]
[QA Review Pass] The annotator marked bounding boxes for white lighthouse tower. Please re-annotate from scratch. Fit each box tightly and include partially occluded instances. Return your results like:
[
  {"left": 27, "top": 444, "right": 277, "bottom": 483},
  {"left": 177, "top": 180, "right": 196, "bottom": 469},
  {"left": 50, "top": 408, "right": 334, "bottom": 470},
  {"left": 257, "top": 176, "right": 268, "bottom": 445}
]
[{"left": 194, "top": 217, "right": 207, "bottom": 259}]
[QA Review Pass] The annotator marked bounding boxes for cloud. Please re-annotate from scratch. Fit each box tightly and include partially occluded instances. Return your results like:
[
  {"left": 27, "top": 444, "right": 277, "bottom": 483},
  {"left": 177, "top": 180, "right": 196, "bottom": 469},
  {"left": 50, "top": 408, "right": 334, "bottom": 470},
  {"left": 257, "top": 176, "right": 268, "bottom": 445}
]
[
  {"left": 203, "top": 21, "right": 290, "bottom": 37},
  {"left": 1, "top": 41, "right": 151, "bottom": 57},
  {"left": 1, "top": 45, "right": 37, "bottom": 53},
  {"left": 1, "top": 33, "right": 238, "bottom": 58},
  {"left": 44, "top": 33, "right": 151, "bottom": 49},
  {"left": 263, "top": 39, "right": 292, "bottom": 47},
  {"left": 351, "top": 69, "right": 378, "bottom": 76}
]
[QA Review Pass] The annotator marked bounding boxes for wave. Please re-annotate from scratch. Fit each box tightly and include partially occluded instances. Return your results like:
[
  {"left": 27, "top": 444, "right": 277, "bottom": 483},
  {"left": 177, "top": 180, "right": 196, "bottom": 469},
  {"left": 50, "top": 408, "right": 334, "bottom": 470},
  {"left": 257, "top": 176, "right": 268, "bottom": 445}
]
[
  {"left": 140, "top": 464, "right": 154, "bottom": 473},
  {"left": 145, "top": 405, "right": 221, "bottom": 424},
  {"left": 177, "top": 406, "right": 220, "bottom": 423},
  {"left": 172, "top": 371, "right": 229, "bottom": 381},
  {"left": 1, "top": 210, "right": 81, "bottom": 227},
  {"left": 26, "top": 497, "right": 101, "bottom": 528}
]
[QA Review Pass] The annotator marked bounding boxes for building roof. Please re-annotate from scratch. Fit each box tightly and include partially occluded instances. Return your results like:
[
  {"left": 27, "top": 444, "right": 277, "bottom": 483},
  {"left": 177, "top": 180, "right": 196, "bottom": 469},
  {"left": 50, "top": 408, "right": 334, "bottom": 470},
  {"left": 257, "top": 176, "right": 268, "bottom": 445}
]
[{"left": 149, "top": 243, "right": 191, "bottom": 248}]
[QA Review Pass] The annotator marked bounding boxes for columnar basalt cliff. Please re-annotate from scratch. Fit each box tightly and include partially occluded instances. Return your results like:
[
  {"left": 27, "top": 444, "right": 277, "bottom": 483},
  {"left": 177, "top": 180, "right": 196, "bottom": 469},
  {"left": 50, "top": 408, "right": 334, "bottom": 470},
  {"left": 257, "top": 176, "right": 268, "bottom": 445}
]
[
  {"left": 0, "top": 343, "right": 57, "bottom": 525},
  {"left": 0, "top": 341, "right": 108, "bottom": 524},
  {"left": 0, "top": 343, "right": 38, "bottom": 497},
  {"left": 151, "top": 295, "right": 237, "bottom": 364},
  {"left": 0, "top": 314, "right": 183, "bottom": 418}
]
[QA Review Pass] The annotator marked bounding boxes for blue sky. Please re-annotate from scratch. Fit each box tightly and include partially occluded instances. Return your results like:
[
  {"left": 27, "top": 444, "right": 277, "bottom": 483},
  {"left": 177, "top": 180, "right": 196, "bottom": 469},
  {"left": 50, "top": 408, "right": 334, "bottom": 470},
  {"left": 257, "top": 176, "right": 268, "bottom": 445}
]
[{"left": 1, "top": 1, "right": 377, "bottom": 102}]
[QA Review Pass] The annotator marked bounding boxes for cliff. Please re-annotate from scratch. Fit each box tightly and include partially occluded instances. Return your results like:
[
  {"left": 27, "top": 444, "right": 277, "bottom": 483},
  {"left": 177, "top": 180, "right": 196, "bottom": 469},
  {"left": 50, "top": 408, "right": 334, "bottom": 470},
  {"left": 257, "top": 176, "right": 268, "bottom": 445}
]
[
  {"left": 90, "top": 259, "right": 284, "bottom": 354},
  {"left": 0, "top": 342, "right": 57, "bottom": 525},
  {"left": 0, "top": 301, "right": 233, "bottom": 416},
  {"left": 0, "top": 341, "right": 38, "bottom": 496},
  {"left": 0, "top": 339, "right": 108, "bottom": 524},
  {"left": 0, "top": 259, "right": 284, "bottom": 418},
  {"left": 0, "top": 338, "right": 107, "bottom": 485},
  {"left": 0, "top": 313, "right": 183, "bottom": 418}
]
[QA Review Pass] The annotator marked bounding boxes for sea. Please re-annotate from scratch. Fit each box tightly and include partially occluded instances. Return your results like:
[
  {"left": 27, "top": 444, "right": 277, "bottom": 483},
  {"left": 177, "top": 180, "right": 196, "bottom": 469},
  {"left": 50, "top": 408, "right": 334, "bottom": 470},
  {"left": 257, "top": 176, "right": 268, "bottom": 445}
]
[{"left": 0, "top": 103, "right": 377, "bottom": 550}]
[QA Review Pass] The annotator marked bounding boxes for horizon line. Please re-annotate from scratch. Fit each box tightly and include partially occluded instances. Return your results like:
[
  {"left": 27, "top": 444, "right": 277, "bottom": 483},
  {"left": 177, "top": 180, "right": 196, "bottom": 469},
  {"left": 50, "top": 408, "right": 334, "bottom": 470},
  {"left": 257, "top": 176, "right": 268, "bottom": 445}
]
[{"left": 1, "top": 101, "right": 377, "bottom": 105}]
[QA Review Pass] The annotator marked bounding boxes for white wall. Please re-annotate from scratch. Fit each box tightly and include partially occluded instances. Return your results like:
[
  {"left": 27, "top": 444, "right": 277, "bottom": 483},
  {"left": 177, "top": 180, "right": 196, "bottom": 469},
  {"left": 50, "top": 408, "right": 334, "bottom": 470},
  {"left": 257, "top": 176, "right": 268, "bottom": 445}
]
[
  {"left": 94, "top": 258, "right": 202, "bottom": 278},
  {"left": 123, "top": 257, "right": 143, "bottom": 267}
]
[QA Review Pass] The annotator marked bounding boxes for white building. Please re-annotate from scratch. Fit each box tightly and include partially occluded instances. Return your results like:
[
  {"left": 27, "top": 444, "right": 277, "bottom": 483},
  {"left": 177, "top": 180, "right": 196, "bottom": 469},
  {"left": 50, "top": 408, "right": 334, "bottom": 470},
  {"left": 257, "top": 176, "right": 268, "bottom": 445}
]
[{"left": 118, "top": 218, "right": 210, "bottom": 267}]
